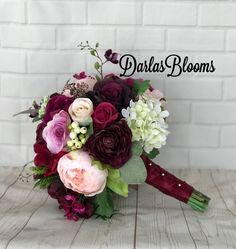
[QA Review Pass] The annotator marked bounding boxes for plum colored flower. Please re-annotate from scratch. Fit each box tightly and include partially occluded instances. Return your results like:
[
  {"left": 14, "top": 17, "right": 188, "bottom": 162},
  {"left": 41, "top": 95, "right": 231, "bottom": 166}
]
[
  {"left": 34, "top": 144, "right": 67, "bottom": 176},
  {"left": 68, "top": 98, "right": 93, "bottom": 126},
  {"left": 104, "top": 49, "right": 119, "bottom": 64},
  {"left": 58, "top": 150, "right": 107, "bottom": 197},
  {"left": 92, "top": 102, "right": 119, "bottom": 129},
  {"left": 85, "top": 120, "right": 132, "bottom": 168},
  {"left": 43, "top": 110, "right": 71, "bottom": 154},
  {"left": 91, "top": 76, "right": 136, "bottom": 112},
  {"left": 62, "top": 73, "right": 97, "bottom": 98},
  {"left": 43, "top": 94, "right": 73, "bottom": 124}
]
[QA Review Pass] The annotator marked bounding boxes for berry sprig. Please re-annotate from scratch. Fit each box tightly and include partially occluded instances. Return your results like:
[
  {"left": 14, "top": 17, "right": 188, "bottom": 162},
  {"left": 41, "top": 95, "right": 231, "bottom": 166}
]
[{"left": 67, "top": 122, "right": 88, "bottom": 151}]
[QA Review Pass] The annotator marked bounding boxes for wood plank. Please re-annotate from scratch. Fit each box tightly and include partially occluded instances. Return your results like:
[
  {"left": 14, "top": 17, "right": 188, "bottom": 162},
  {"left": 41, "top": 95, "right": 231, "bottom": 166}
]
[{"left": 69, "top": 188, "right": 138, "bottom": 249}]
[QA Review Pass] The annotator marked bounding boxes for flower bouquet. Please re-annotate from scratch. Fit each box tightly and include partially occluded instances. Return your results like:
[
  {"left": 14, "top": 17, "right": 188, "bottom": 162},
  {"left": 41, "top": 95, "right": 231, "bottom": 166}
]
[{"left": 17, "top": 42, "right": 210, "bottom": 221}]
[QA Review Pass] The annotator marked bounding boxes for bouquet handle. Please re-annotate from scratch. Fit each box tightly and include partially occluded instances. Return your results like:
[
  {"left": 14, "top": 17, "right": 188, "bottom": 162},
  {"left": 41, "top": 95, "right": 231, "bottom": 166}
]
[{"left": 141, "top": 155, "right": 210, "bottom": 212}]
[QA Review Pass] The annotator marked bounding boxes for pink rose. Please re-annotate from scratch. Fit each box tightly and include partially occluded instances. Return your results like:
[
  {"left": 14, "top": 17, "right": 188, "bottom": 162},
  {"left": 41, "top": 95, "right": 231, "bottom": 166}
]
[
  {"left": 42, "top": 110, "right": 71, "bottom": 154},
  {"left": 144, "top": 89, "right": 163, "bottom": 101},
  {"left": 58, "top": 150, "right": 107, "bottom": 197}
]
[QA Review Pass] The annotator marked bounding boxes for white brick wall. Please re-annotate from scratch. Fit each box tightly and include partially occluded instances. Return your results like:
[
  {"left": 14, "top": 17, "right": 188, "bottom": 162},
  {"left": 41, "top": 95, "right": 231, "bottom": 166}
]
[{"left": 0, "top": 0, "right": 235, "bottom": 169}]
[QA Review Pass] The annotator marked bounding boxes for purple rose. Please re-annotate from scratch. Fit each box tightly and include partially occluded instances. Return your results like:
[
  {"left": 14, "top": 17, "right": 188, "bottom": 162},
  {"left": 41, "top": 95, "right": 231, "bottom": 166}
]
[
  {"left": 104, "top": 49, "right": 119, "bottom": 64},
  {"left": 42, "top": 110, "right": 70, "bottom": 154},
  {"left": 43, "top": 94, "right": 73, "bottom": 124},
  {"left": 91, "top": 76, "right": 136, "bottom": 112},
  {"left": 85, "top": 120, "right": 132, "bottom": 168}
]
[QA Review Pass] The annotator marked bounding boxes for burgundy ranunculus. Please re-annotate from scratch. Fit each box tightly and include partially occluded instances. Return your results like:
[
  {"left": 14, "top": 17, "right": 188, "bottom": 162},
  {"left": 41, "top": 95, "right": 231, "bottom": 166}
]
[
  {"left": 85, "top": 120, "right": 132, "bottom": 168},
  {"left": 92, "top": 102, "right": 119, "bottom": 129},
  {"left": 34, "top": 143, "right": 67, "bottom": 176},
  {"left": 43, "top": 94, "right": 73, "bottom": 124},
  {"left": 48, "top": 179, "right": 66, "bottom": 199},
  {"left": 104, "top": 49, "right": 119, "bottom": 64},
  {"left": 91, "top": 76, "right": 136, "bottom": 112}
]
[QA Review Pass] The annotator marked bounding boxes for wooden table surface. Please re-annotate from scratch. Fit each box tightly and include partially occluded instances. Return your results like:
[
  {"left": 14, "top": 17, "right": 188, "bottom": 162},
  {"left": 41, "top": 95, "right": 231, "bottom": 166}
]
[{"left": 0, "top": 167, "right": 236, "bottom": 249}]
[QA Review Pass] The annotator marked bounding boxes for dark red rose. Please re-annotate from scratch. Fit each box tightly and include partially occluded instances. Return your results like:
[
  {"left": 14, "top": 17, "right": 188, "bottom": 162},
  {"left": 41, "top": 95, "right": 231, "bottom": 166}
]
[
  {"left": 104, "top": 49, "right": 119, "bottom": 64},
  {"left": 35, "top": 122, "right": 46, "bottom": 145},
  {"left": 91, "top": 76, "right": 136, "bottom": 112},
  {"left": 34, "top": 143, "right": 67, "bottom": 176},
  {"left": 92, "top": 102, "right": 119, "bottom": 129},
  {"left": 43, "top": 94, "right": 73, "bottom": 124},
  {"left": 85, "top": 120, "right": 132, "bottom": 168}
]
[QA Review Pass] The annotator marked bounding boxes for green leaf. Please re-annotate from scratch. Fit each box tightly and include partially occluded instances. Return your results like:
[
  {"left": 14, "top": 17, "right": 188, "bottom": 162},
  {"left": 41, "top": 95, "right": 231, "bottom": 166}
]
[
  {"left": 107, "top": 167, "right": 128, "bottom": 197},
  {"left": 34, "top": 175, "right": 58, "bottom": 189},
  {"left": 133, "top": 80, "right": 150, "bottom": 95},
  {"left": 87, "top": 122, "right": 94, "bottom": 137},
  {"left": 32, "top": 115, "right": 42, "bottom": 123},
  {"left": 95, "top": 42, "right": 99, "bottom": 48},
  {"left": 90, "top": 50, "right": 96, "bottom": 56},
  {"left": 94, "top": 188, "right": 114, "bottom": 219},
  {"left": 94, "top": 62, "right": 100, "bottom": 70},
  {"left": 120, "top": 155, "right": 147, "bottom": 184},
  {"left": 144, "top": 148, "right": 159, "bottom": 159},
  {"left": 95, "top": 75, "right": 101, "bottom": 81},
  {"left": 31, "top": 166, "right": 46, "bottom": 175},
  {"left": 132, "top": 141, "right": 143, "bottom": 156}
]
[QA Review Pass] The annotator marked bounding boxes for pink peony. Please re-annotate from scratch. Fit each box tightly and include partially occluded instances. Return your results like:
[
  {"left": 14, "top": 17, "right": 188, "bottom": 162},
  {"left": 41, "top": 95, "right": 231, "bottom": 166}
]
[
  {"left": 144, "top": 89, "right": 164, "bottom": 101},
  {"left": 42, "top": 110, "right": 71, "bottom": 154},
  {"left": 57, "top": 150, "right": 107, "bottom": 197}
]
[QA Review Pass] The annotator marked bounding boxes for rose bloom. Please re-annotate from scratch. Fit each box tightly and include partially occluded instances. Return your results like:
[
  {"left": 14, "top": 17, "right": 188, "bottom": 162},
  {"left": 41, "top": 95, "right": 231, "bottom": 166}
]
[
  {"left": 43, "top": 94, "right": 73, "bottom": 124},
  {"left": 91, "top": 75, "right": 136, "bottom": 112},
  {"left": 92, "top": 102, "right": 119, "bottom": 129},
  {"left": 43, "top": 110, "right": 71, "bottom": 154},
  {"left": 69, "top": 98, "right": 93, "bottom": 126},
  {"left": 85, "top": 120, "right": 132, "bottom": 168},
  {"left": 57, "top": 150, "right": 107, "bottom": 197}
]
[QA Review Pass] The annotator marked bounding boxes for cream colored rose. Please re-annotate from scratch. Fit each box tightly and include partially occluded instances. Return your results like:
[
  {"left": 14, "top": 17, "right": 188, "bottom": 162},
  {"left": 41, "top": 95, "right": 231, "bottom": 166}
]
[
  {"left": 69, "top": 98, "right": 93, "bottom": 126},
  {"left": 58, "top": 150, "right": 108, "bottom": 197}
]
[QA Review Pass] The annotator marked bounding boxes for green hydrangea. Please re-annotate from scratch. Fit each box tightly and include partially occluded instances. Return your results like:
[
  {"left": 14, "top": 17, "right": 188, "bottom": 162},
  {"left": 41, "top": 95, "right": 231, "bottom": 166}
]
[
  {"left": 38, "top": 96, "right": 50, "bottom": 118},
  {"left": 122, "top": 98, "right": 169, "bottom": 153}
]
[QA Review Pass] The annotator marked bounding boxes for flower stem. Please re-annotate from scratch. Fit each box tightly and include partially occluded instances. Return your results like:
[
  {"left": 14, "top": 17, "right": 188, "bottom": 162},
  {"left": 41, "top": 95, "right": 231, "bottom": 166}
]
[{"left": 187, "top": 189, "right": 210, "bottom": 212}]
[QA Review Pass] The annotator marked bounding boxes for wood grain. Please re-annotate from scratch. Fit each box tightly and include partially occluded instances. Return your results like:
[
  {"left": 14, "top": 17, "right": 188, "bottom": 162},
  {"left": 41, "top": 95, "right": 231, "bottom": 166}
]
[{"left": 0, "top": 167, "right": 236, "bottom": 249}]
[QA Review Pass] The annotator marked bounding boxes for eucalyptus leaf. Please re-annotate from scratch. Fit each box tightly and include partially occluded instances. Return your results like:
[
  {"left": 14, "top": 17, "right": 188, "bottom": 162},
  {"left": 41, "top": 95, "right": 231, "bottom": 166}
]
[
  {"left": 133, "top": 80, "right": 150, "bottom": 95},
  {"left": 120, "top": 155, "right": 147, "bottom": 184},
  {"left": 94, "top": 62, "right": 100, "bottom": 70}
]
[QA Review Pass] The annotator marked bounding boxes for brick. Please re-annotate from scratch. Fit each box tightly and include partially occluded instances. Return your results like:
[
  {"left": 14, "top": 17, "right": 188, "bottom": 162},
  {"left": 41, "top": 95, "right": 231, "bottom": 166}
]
[
  {"left": 223, "top": 79, "right": 236, "bottom": 100},
  {"left": 21, "top": 123, "right": 37, "bottom": 145},
  {"left": 29, "top": 2, "right": 86, "bottom": 24},
  {"left": 167, "top": 124, "right": 219, "bottom": 147},
  {"left": 117, "top": 28, "right": 164, "bottom": 50},
  {"left": 167, "top": 30, "right": 224, "bottom": 51},
  {"left": 1, "top": 75, "right": 57, "bottom": 98},
  {"left": 28, "top": 52, "right": 86, "bottom": 74},
  {"left": 0, "top": 145, "right": 28, "bottom": 167},
  {"left": 0, "top": 122, "right": 20, "bottom": 145},
  {"left": 227, "top": 30, "right": 236, "bottom": 51},
  {"left": 166, "top": 78, "right": 222, "bottom": 100},
  {"left": 0, "top": 98, "right": 28, "bottom": 121},
  {"left": 199, "top": 4, "right": 236, "bottom": 26},
  {"left": 192, "top": 103, "right": 236, "bottom": 124},
  {"left": 0, "top": 51, "right": 25, "bottom": 73},
  {"left": 194, "top": 55, "right": 236, "bottom": 76},
  {"left": 190, "top": 149, "right": 236, "bottom": 169},
  {"left": 88, "top": 2, "right": 142, "bottom": 24},
  {"left": 167, "top": 101, "right": 190, "bottom": 123},
  {"left": 143, "top": 3, "right": 196, "bottom": 26},
  {"left": 221, "top": 126, "right": 236, "bottom": 147},
  {"left": 155, "top": 148, "right": 189, "bottom": 169},
  {"left": 58, "top": 28, "right": 115, "bottom": 49},
  {"left": 2, "top": 26, "right": 55, "bottom": 49},
  {"left": 0, "top": 0, "right": 25, "bottom": 23}
]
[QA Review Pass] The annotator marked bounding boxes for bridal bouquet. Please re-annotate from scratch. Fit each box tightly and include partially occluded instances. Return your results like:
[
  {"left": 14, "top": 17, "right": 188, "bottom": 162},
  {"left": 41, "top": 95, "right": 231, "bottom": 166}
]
[{"left": 17, "top": 42, "right": 210, "bottom": 221}]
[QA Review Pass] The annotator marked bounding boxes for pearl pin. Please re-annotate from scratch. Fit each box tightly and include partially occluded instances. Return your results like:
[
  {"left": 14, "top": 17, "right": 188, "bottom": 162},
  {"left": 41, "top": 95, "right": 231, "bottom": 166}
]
[
  {"left": 178, "top": 183, "right": 182, "bottom": 187},
  {"left": 149, "top": 163, "right": 152, "bottom": 166},
  {"left": 161, "top": 173, "right": 165, "bottom": 176}
]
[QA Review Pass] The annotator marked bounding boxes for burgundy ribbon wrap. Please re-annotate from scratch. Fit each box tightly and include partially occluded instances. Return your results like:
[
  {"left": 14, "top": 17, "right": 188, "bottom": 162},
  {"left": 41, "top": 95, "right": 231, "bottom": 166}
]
[{"left": 141, "top": 155, "right": 194, "bottom": 203}]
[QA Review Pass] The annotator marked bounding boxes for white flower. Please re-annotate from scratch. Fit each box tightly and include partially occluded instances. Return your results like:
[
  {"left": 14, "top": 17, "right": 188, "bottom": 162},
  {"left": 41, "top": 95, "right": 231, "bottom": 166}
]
[
  {"left": 69, "top": 98, "right": 93, "bottom": 126},
  {"left": 122, "top": 98, "right": 169, "bottom": 153}
]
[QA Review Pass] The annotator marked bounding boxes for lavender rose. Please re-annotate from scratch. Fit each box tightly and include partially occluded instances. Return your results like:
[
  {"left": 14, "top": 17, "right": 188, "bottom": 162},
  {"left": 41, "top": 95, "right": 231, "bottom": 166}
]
[
  {"left": 42, "top": 110, "right": 71, "bottom": 154},
  {"left": 85, "top": 120, "right": 132, "bottom": 168}
]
